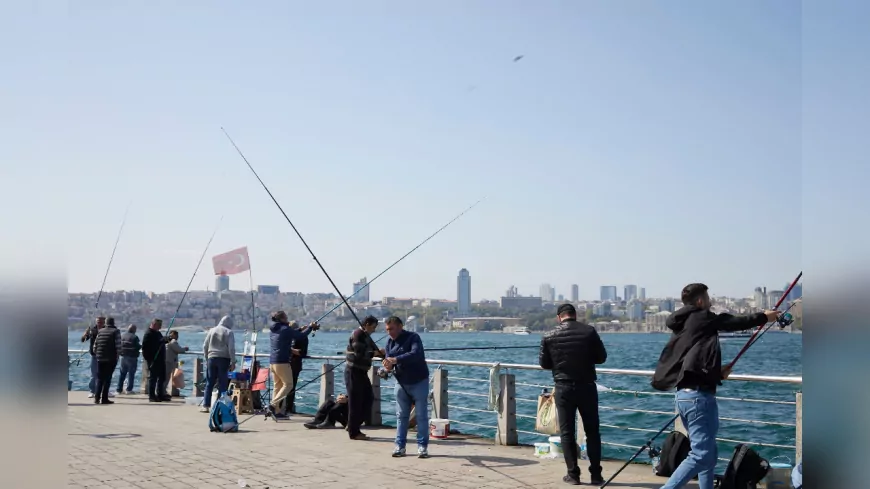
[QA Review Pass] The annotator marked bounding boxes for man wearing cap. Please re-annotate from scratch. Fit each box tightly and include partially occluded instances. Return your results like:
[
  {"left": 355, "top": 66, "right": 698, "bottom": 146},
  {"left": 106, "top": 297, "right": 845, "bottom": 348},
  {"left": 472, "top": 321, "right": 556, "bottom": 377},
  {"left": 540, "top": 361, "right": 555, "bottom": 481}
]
[{"left": 539, "top": 303, "right": 608, "bottom": 486}]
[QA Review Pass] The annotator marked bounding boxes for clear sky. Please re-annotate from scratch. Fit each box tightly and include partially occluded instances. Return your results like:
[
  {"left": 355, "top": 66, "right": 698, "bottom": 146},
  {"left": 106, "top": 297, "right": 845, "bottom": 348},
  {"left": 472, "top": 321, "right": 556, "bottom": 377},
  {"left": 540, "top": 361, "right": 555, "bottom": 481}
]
[{"left": 3, "top": 1, "right": 812, "bottom": 301}]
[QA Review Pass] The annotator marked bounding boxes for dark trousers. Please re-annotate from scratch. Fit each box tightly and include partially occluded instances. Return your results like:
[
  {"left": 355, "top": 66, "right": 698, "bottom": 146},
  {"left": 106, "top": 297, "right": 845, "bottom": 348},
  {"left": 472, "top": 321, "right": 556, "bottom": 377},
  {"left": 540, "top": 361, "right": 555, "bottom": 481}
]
[
  {"left": 555, "top": 381, "right": 603, "bottom": 479},
  {"left": 95, "top": 360, "right": 117, "bottom": 402},
  {"left": 345, "top": 366, "right": 372, "bottom": 437},
  {"left": 288, "top": 357, "right": 302, "bottom": 413},
  {"left": 204, "top": 357, "right": 231, "bottom": 408},
  {"left": 147, "top": 360, "right": 167, "bottom": 400}
]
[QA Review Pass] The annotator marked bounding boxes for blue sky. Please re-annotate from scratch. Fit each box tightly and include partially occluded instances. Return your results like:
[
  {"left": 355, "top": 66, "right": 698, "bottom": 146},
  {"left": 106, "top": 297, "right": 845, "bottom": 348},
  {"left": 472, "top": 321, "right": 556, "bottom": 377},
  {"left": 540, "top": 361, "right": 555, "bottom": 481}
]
[{"left": 2, "top": 1, "right": 809, "bottom": 301}]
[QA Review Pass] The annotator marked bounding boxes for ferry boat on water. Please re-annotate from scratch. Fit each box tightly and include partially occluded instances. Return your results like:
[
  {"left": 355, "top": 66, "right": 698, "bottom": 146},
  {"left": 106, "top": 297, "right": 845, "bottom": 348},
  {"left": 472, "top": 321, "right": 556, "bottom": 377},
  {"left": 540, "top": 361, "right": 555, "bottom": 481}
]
[{"left": 513, "top": 326, "right": 530, "bottom": 335}]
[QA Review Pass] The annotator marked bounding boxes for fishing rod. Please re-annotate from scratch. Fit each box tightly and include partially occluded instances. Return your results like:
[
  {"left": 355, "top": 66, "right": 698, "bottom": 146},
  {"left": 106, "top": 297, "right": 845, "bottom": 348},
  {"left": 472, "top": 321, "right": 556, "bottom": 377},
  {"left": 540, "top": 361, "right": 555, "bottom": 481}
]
[
  {"left": 744, "top": 297, "right": 800, "bottom": 351},
  {"left": 600, "top": 413, "right": 678, "bottom": 488},
  {"left": 312, "top": 198, "right": 484, "bottom": 324},
  {"left": 73, "top": 203, "right": 131, "bottom": 366},
  {"left": 727, "top": 271, "right": 802, "bottom": 369},
  {"left": 152, "top": 216, "right": 223, "bottom": 365}
]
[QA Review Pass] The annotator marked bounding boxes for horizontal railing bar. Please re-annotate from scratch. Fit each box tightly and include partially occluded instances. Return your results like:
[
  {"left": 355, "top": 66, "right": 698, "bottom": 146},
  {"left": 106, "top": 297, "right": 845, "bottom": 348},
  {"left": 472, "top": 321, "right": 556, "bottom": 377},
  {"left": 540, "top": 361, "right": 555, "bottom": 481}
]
[
  {"left": 447, "top": 405, "right": 492, "bottom": 414},
  {"left": 600, "top": 406, "right": 675, "bottom": 416},
  {"left": 716, "top": 437, "right": 796, "bottom": 449},
  {"left": 451, "top": 377, "right": 489, "bottom": 383},
  {"left": 719, "top": 417, "right": 796, "bottom": 427},
  {"left": 449, "top": 390, "right": 490, "bottom": 398},
  {"left": 515, "top": 397, "right": 539, "bottom": 404},
  {"left": 449, "top": 420, "right": 496, "bottom": 430},
  {"left": 516, "top": 414, "right": 536, "bottom": 420},
  {"left": 67, "top": 350, "right": 801, "bottom": 384},
  {"left": 600, "top": 423, "right": 660, "bottom": 434}
]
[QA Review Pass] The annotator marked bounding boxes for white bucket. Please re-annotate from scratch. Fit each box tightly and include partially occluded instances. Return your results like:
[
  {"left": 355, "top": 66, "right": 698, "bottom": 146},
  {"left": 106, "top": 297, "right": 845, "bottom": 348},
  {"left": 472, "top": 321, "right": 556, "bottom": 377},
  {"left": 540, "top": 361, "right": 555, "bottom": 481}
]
[
  {"left": 429, "top": 418, "right": 450, "bottom": 439},
  {"left": 534, "top": 442, "right": 550, "bottom": 457},
  {"left": 548, "top": 436, "right": 563, "bottom": 454},
  {"left": 764, "top": 457, "right": 793, "bottom": 489}
]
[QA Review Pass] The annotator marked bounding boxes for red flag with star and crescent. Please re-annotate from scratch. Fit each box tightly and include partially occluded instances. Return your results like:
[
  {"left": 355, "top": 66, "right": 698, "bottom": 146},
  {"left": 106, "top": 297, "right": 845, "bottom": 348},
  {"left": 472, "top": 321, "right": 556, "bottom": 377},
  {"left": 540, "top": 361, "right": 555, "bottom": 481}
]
[{"left": 212, "top": 247, "right": 251, "bottom": 275}]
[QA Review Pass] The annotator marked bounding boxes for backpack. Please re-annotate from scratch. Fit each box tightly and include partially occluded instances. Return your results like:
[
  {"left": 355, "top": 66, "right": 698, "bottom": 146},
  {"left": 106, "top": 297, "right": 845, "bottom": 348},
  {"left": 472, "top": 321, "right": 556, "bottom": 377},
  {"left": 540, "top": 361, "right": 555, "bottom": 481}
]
[
  {"left": 208, "top": 392, "right": 239, "bottom": 433},
  {"left": 718, "top": 444, "right": 770, "bottom": 489},
  {"left": 654, "top": 431, "right": 691, "bottom": 477}
]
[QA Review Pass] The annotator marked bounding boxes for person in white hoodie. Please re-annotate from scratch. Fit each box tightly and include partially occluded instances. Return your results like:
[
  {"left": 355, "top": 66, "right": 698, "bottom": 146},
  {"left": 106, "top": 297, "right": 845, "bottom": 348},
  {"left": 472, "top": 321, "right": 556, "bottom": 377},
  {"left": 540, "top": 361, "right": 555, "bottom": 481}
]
[{"left": 200, "top": 315, "right": 236, "bottom": 412}]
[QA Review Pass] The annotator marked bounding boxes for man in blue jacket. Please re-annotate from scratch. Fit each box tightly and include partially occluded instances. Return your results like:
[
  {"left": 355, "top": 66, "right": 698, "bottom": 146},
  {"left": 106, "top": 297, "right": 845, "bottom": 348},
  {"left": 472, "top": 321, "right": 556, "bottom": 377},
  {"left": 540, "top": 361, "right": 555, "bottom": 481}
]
[
  {"left": 383, "top": 316, "right": 430, "bottom": 458},
  {"left": 268, "top": 310, "right": 319, "bottom": 419}
]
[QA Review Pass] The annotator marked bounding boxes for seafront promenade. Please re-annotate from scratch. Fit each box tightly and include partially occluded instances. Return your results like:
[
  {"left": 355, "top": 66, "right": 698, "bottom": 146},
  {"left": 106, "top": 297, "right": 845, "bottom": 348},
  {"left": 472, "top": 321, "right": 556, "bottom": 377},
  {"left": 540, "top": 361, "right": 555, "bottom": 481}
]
[{"left": 67, "top": 391, "right": 678, "bottom": 489}]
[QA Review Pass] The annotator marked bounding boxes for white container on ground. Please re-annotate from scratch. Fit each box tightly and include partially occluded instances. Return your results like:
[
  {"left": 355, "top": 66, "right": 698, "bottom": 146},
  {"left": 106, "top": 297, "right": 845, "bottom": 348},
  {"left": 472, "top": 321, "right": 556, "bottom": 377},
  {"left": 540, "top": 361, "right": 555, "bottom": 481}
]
[
  {"left": 548, "top": 436, "right": 563, "bottom": 455},
  {"left": 429, "top": 418, "right": 450, "bottom": 439},
  {"left": 534, "top": 442, "right": 550, "bottom": 457},
  {"left": 763, "top": 456, "right": 793, "bottom": 489}
]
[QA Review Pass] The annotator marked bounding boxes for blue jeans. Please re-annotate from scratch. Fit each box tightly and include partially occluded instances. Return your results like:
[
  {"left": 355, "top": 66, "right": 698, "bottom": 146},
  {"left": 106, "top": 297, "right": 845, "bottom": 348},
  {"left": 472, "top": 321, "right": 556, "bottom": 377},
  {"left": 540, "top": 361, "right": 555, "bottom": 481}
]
[
  {"left": 88, "top": 356, "right": 98, "bottom": 393},
  {"left": 395, "top": 379, "right": 430, "bottom": 449},
  {"left": 116, "top": 356, "right": 138, "bottom": 392},
  {"left": 204, "top": 357, "right": 231, "bottom": 408},
  {"left": 661, "top": 389, "right": 719, "bottom": 489}
]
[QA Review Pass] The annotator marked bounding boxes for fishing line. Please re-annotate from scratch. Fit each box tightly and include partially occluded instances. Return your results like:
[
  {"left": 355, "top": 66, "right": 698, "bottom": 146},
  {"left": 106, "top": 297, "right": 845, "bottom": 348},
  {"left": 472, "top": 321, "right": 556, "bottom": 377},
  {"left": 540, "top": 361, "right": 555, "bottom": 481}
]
[
  {"left": 153, "top": 216, "right": 223, "bottom": 365},
  {"left": 73, "top": 202, "right": 131, "bottom": 366}
]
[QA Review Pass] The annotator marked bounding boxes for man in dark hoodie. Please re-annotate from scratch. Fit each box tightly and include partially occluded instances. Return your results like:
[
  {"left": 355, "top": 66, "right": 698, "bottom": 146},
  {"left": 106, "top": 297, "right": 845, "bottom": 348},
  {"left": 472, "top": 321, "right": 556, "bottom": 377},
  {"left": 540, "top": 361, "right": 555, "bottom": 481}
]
[
  {"left": 81, "top": 316, "right": 105, "bottom": 398},
  {"left": 93, "top": 317, "right": 121, "bottom": 404},
  {"left": 539, "top": 303, "right": 607, "bottom": 486},
  {"left": 268, "top": 311, "right": 319, "bottom": 419},
  {"left": 652, "top": 283, "right": 780, "bottom": 489},
  {"left": 141, "top": 318, "right": 171, "bottom": 402}
]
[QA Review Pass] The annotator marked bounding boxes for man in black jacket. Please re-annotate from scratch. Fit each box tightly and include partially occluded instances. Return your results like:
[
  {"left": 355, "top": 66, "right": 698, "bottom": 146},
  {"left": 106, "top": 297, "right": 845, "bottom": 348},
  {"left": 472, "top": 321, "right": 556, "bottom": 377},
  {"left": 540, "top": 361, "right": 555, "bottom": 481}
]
[
  {"left": 287, "top": 320, "right": 308, "bottom": 414},
  {"left": 81, "top": 316, "right": 105, "bottom": 398},
  {"left": 141, "top": 318, "right": 171, "bottom": 402},
  {"left": 539, "top": 303, "right": 607, "bottom": 486},
  {"left": 652, "top": 283, "right": 780, "bottom": 489},
  {"left": 93, "top": 317, "right": 121, "bottom": 405}
]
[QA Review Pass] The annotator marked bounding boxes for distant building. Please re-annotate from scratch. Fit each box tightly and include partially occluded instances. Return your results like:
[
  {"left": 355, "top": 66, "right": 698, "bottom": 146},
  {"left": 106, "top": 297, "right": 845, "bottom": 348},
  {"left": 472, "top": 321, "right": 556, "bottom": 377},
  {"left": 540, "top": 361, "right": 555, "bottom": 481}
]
[
  {"left": 785, "top": 282, "right": 802, "bottom": 304},
  {"left": 505, "top": 285, "right": 519, "bottom": 298},
  {"left": 624, "top": 285, "right": 638, "bottom": 302},
  {"left": 571, "top": 284, "right": 579, "bottom": 302},
  {"left": 593, "top": 302, "right": 613, "bottom": 317},
  {"left": 767, "top": 290, "right": 785, "bottom": 309},
  {"left": 557, "top": 294, "right": 564, "bottom": 302},
  {"left": 352, "top": 277, "right": 370, "bottom": 303},
  {"left": 639, "top": 287, "right": 646, "bottom": 301},
  {"left": 600, "top": 286, "right": 617, "bottom": 302},
  {"left": 257, "top": 285, "right": 280, "bottom": 294},
  {"left": 540, "top": 284, "right": 555, "bottom": 302},
  {"left": 500, "top": 296, "right": 543, "bottom": 311},
  {"left": 658, "top": 298, "right": 676, "bottom": 312},
  {"left": 754, "top": 287, "right": 767, "bottom": 309},
  {"left": 627, "top": 299, "right": 644, "bottom": 321},
  {"left": 215, "top": 274, "right": 229, "bottom": 292},
  {"left": 457, "top": 268, "right": 471, "bottom": 316}
]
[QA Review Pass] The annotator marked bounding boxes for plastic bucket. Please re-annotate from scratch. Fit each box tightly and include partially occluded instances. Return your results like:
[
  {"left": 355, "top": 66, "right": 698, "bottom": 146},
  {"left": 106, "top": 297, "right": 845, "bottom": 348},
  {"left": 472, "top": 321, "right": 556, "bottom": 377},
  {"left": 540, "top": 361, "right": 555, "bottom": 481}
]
[
  {"left": 764, "top": 456, "right": 792, "bottom": 488},
  {"left": 429, "top": 418, "right": 450, "bottom": 439},
  {"left": 548, "top": 436, "right": 563, "bottom": 454},
  {"left": 534, "top": 442, "right": 550, "bottom": 456}
]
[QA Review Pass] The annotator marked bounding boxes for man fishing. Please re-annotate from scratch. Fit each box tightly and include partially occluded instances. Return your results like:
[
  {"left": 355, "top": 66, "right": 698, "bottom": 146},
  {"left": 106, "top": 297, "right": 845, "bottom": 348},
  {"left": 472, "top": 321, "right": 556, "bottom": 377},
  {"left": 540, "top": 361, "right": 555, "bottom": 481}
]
[
  {"left": 539, "top": 303, "right": 607, "bottom": 486},
  {"left": 93, "top": 317, "right": 121, "bottom": 405},
  {"left": 81, "top": 316, "right": 106, "bottom": 399},
  {"left": 268, "top": 311, "right": 319, "bottom": 419},
  {"left": 287, "top": 320, "right": 308, "bottom": 414},
  {"left": 383, "top": 316, "right": 430, "bottom": 458},
  {"left": 651, "top": 283, "right": 781, "bottom": 489},
  {"left": 141, "top": 318, "right": 171, "bottom": 402},
  {"left": 116, "top": 324, "right": 140, "bottom": 395},
  {"left": 345, "top": 315, "right": 384, "bottom": 440}
]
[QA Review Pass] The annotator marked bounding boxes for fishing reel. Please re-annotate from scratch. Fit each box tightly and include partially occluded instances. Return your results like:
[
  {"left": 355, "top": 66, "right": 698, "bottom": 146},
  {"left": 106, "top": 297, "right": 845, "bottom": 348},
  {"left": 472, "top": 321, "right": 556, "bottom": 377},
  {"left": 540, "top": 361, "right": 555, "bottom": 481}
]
[
  {"left": 776, "top": 312, "right": 794, "bottom": 328},
  {"left": 377, "top": 367, "right": 393, "bottom": 380}
]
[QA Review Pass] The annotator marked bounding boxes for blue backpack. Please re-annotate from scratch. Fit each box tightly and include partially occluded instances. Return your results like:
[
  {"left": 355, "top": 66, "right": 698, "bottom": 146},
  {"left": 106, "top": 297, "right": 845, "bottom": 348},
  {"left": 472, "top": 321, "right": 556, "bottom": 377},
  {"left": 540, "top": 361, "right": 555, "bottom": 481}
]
[{"left": 208, "top": 392, "right": 239, "bottom": 433}]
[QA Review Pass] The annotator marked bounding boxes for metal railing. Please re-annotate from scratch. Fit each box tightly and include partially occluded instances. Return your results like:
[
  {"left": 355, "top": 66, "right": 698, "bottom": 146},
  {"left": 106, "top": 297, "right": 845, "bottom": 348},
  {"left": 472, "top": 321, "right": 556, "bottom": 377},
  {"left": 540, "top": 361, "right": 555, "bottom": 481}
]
[{"left": 68, "top": 349, "right": 802, "bottom": 464}]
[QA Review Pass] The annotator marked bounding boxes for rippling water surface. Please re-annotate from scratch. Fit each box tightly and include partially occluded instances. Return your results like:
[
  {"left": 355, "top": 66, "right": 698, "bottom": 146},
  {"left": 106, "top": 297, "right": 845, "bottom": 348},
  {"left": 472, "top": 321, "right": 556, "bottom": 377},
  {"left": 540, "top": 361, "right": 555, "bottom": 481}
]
[{"left": 68, "top": 330, "right": 801, "bottom": 469}]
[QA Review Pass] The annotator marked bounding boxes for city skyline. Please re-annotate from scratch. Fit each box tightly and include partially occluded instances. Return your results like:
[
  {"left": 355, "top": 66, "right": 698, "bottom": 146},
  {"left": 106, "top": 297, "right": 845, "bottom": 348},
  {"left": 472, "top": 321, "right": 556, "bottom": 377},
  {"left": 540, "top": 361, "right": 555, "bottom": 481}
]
[{"left": 7, "top": 3, "right": 802, "bottom": 301}]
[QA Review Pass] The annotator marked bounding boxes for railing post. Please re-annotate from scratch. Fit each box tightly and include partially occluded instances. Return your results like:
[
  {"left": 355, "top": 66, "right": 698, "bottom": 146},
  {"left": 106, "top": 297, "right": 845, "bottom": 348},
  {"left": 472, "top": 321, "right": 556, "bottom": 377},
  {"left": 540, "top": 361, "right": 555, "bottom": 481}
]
[
  {"left": 319, "top": 363, "right": 335, "bottom": 406},
  {"left": 193, "top": 357, "right": 204, "bottom": 397},
  {"left": 496, "top": 373, "right": 518, "bottom": 445},
  {"left": 367, "top": 366, "right": 382, "bottom": 426},
  {"left": 795, "top": 392, "right": 802, "bottom": 462},
  {"left": 140, "top": 361, "right": 149, "bottom": 395},
  {"left": 433, "top": 368, "right": 448, "bottom": 420}
]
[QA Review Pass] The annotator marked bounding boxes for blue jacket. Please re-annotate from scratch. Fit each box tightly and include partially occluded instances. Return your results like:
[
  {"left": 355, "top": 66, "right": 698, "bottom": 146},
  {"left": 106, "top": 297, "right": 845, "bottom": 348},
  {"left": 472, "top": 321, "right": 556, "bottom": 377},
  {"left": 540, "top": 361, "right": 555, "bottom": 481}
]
[
  {"left": 269, "top": 322, "right": 312, "bottom": 364},
  {"left": 385, "top": 330, "right": 428, "bottom": 385}
]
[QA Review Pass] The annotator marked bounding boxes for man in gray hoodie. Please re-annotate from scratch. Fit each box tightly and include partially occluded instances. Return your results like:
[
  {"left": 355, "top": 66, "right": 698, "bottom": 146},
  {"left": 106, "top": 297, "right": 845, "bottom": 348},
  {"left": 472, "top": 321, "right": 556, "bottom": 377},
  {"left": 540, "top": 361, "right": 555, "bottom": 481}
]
[{"left": 201, "top": 315, "right": 236, "bottom": 412}]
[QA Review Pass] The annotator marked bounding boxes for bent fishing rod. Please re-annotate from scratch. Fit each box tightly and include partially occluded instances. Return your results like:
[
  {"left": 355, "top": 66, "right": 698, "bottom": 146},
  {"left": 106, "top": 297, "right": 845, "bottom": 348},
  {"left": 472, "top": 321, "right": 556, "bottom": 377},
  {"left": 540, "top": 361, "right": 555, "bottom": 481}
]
[
  {"left": 601, "top": 271, "right": 802, "bottom": 488},
  {"left": 73, "top": 203, "right": 131, "bottom": 366},
  {"left": 151, "top": 217, "right": 223, "bottom": 365}
]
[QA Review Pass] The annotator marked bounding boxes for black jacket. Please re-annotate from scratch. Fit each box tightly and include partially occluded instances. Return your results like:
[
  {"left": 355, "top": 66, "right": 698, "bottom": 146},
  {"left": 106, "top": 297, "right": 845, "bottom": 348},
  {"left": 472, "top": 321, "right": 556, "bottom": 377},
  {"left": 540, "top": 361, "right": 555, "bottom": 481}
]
[
  {"left": 539, "top": 319, "right": 607, "bottom": 384},
  {"left": 346, "top": 327, "right": 379, "bottom": 371},
  {"left": 141, "top": 328, "right": 166, "bottom": 364},
  {"left": 94, "top": 325, "right": 121, "bottom": 362},
  {"left": 120, "top": 332, "right": 141, "bottom": 358},
  {"left": 651, "top": 306, "right": 768, "bottom": 393}
]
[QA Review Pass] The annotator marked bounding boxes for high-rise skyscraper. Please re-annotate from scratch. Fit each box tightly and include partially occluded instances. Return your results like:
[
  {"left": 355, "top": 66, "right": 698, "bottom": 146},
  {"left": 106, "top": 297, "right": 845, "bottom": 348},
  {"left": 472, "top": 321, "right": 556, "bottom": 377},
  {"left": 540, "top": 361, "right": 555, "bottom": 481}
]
[
  {"left": 352, "top": 277, "right": 370, "bottom": 303},
  {"left": 215, "top": 273, "right": 229, "bottom": 292},
  {"left": 539, "top": 283, "right": 555, "bottom": 302},
  {"left": 457, "top": 269, "right": 471, "bottom": 316},
  {"left": 639, "top": 287, "right": 646, "bottom": 301},
  {"left": 754, "top": 287, "right": 767, "bottom": 309},
  {"left": 624, "top": 285, "right": 638, "bottom": 302},
  {"left": 600, "top": 286, "right": 617, "bottom": 302},
  {"left": 571, "top": 284, "right": 579, "bottom": 302}
]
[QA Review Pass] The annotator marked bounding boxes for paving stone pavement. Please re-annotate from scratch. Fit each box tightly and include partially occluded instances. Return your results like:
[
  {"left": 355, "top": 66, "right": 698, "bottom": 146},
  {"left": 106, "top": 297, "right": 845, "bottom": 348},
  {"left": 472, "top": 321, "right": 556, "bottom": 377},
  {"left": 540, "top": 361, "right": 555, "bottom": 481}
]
[{"left": 68, "top": 391, "right": 687, "bottom": 489}]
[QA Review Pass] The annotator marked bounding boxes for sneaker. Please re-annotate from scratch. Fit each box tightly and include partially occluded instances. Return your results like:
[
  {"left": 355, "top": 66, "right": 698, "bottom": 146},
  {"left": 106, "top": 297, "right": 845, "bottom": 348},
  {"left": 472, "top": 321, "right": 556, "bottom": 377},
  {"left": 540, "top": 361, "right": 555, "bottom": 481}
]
[
  {"left": 392, "top": 446, "right": 406, "bottom": 457},
  {"left": 108, "top": 391, "right": 115, "bottom": 398},
  {"left": 124, "top": 390, "right": 134, "bottom": 395},
  {"left": 87, "top": 393, "right": 95, "bottom": 398},
  {"left": 562, "top": 475, "right": 580, "bottom": 485},
  {"left": 199, "top": 406, "right": 210, "bottom": 413},
  {"left": 417, "top": 446, "right": 429, "bottom": 459},
  {"left": 350, "top": 433, "right": 370, "bottom": 441}
]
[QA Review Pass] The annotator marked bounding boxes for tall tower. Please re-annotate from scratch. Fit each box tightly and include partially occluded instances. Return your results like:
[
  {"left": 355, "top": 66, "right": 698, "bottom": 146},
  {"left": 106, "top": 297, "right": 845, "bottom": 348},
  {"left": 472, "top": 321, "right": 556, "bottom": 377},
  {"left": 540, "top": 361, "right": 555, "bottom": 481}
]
[
  {"left": 571, "top": 284, "right": 579, "bottom": 302},
  {"left": 457, "top": 269, "right": 471, "bottom": 316},
  {"left": 215, "top": 273, "right": 230, "bottom": 292},
  {"left": 352, "top": 277, "right": 369, "bottom": 303}
]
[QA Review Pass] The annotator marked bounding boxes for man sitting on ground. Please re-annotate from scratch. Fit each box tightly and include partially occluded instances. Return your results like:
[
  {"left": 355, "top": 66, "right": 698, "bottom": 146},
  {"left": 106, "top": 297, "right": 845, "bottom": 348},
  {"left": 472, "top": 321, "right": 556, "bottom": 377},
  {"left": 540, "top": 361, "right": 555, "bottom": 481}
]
[{"left": 304, "top": 394, "right": 349, "bottom": 429}]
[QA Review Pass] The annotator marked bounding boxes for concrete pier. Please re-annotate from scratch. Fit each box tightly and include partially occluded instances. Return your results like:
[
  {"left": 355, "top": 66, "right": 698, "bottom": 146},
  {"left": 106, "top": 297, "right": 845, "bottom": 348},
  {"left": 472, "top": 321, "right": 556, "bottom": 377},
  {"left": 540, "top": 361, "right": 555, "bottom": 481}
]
[{"left": 67, "top": 391, "right": 681, "bottom": 489}]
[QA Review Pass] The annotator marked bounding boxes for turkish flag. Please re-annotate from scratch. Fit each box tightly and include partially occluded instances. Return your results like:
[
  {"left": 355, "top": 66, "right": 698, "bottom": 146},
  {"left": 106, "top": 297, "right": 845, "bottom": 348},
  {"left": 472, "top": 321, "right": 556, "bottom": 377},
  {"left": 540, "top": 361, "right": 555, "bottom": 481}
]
[{"left": 212, "top": 247, "right": 251, "bottom": 275}]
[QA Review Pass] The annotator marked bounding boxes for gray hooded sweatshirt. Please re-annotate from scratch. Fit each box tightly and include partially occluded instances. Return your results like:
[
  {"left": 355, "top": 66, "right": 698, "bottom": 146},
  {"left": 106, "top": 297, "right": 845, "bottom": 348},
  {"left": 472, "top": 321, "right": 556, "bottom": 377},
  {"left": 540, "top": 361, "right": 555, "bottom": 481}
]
[{"left": 203, "top": 315, "right": 236, "bottom": 361}]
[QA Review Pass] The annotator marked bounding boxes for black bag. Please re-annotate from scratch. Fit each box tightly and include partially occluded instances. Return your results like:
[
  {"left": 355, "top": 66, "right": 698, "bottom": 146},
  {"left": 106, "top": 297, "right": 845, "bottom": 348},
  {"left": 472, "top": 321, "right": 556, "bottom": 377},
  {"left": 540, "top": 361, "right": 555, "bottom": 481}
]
[
  {"left": 655, "top": 431, "right": 691, "bottom": 477},
  {"left": 718, "top": 444, "right": 770, "bottom": 489}
]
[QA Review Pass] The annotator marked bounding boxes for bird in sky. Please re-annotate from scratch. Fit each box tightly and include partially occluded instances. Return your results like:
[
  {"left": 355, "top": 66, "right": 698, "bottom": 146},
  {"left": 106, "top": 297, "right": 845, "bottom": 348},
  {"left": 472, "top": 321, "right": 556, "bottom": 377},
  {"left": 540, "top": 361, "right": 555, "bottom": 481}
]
[{"left": 513, "top": 55, "right": 524, "bottom": 62}]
